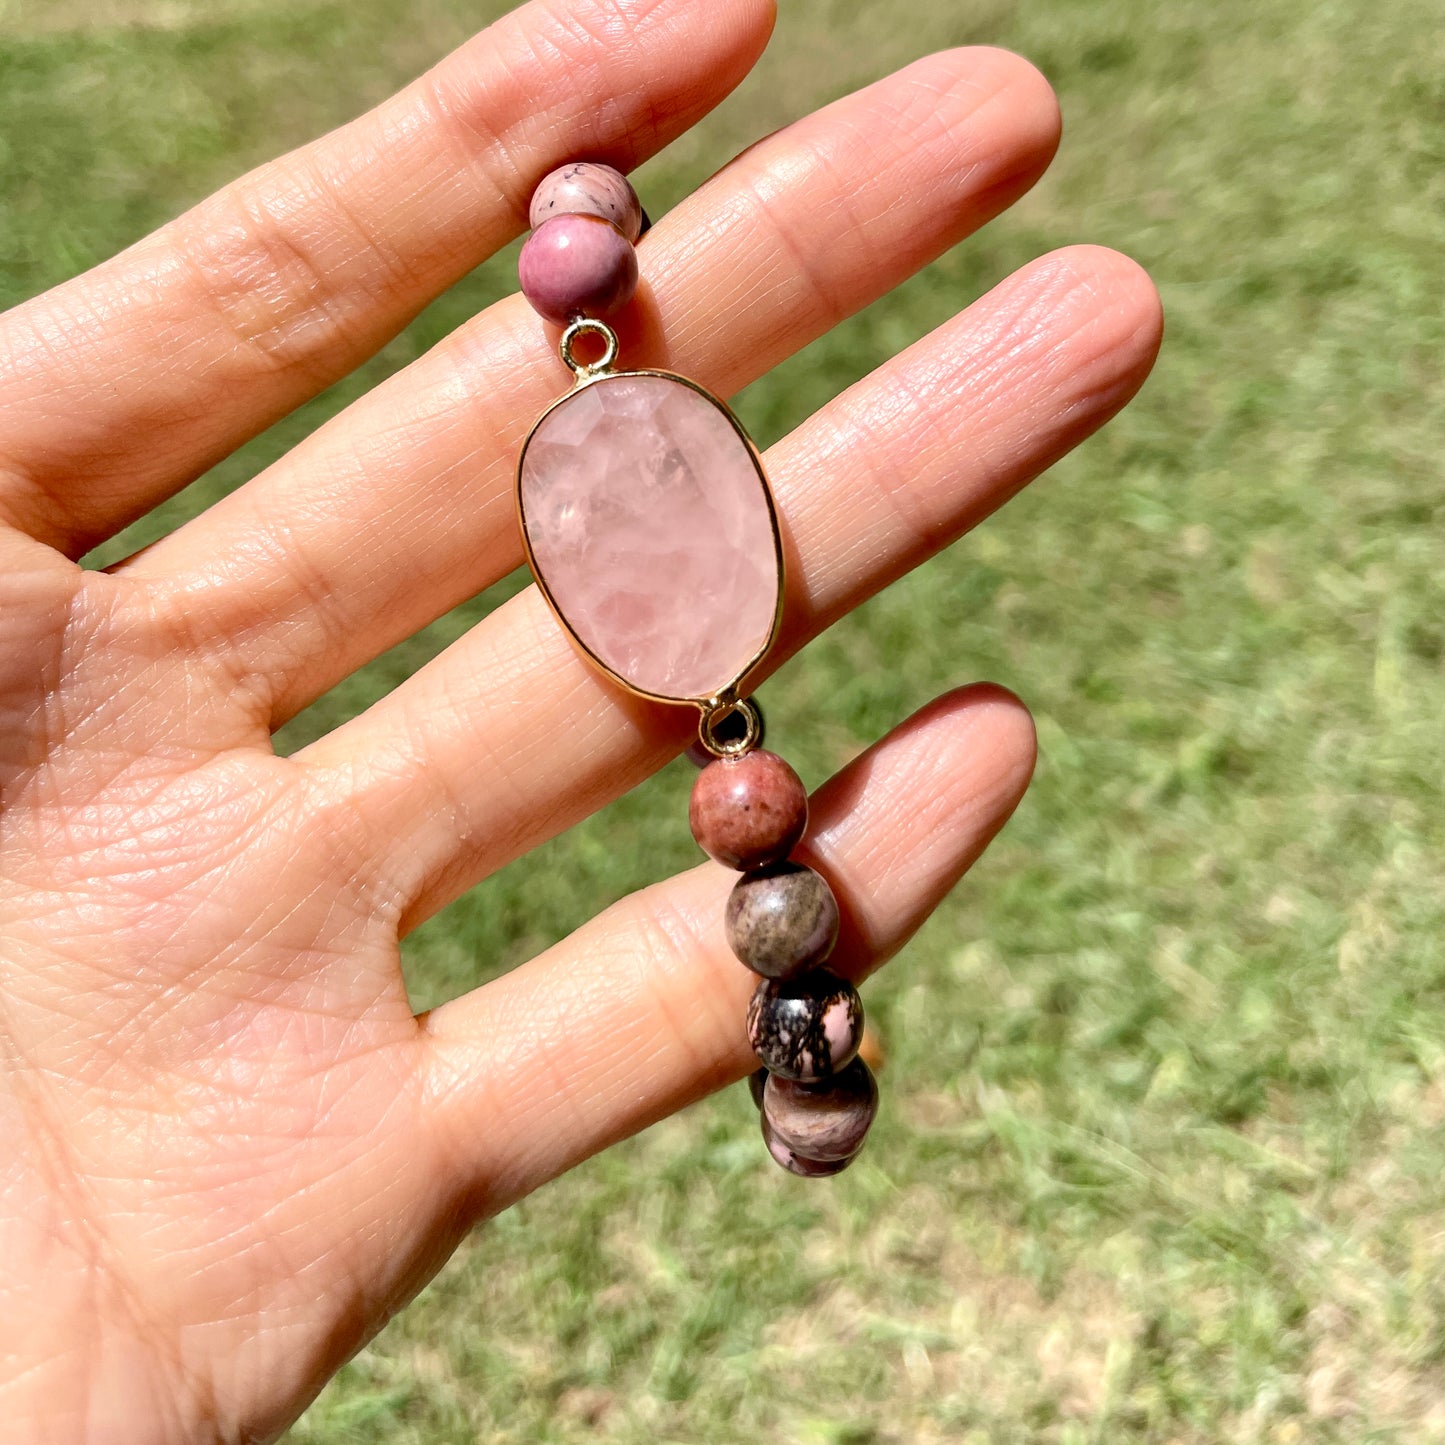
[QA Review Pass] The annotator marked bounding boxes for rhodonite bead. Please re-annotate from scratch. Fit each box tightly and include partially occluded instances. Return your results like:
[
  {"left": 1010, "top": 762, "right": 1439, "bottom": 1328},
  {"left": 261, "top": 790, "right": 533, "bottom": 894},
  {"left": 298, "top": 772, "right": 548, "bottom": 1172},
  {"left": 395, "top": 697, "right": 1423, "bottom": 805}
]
[
  {"left": 690, "top": 750, "right": 808, "bottom": 870},
  {"left": 747, "top": 970, "right": 862, "bottom": 1082},
  {"left": 762, "top": 1059, "right": 878, "bottom": 1162},
  {"left": 518, "top": 214, "right": 638, "bottom": 323},
  {"left": 761, "top": 1118, "right": 857, "bottom": 1177},
  {"left": 529, "top": 161, "right": 643, "bottom": 242},
  {"left": 725, "top": 861, "right": 839, "bottom": 979}
]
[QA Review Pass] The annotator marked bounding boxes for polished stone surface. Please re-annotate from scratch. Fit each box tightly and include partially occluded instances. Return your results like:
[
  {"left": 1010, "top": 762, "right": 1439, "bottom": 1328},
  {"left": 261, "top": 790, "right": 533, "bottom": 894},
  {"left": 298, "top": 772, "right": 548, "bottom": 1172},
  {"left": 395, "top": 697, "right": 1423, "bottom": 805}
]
[
  {"left": 520, "top": 373, "right": 779, "bottom": 701},
  {"left": 529, "top": 162, "right": 643, "bottom": 241},
  {"left": 518, "top": 214, "right": 637, "bottom": 324},
  {"left": 725, "top": 862, "right": 838, "bottom": 979},
  {"left": 747, "top": 970, "right": 862, "bottom": 1082},
  {"left": 761, "top": 1118, "right": 857, "bottom": 1177},
  {"left": 690, "top": 749, "right": 807, "bottom": 870},
  {"left": 762, "top": 1059, "right": 877, "bottom": 1162}
]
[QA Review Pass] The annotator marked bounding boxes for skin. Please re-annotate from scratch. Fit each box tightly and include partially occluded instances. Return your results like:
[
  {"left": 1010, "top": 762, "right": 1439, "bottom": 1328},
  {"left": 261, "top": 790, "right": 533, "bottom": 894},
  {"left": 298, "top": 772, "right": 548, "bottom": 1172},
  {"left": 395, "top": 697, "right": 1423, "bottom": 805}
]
[{"left": 0, "top": 0, "right": 1161, "bottom": 1440}]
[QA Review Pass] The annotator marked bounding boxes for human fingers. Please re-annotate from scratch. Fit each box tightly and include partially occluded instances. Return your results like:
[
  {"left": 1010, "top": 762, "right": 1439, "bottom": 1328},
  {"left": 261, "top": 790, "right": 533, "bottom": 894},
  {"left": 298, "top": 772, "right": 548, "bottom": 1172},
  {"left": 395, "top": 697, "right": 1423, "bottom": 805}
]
[
  {"left": 420, "top": 685, "right": 1036, "bottom": 1208},
  {"left": 0, "top": 0, "right": 774, "bottom": 556},
  {"left": 304, "top": 245, "right": 1160, "bottom": 926},
  {"left": 125, "top": 48, "right": 1061, "bottom": 727}
]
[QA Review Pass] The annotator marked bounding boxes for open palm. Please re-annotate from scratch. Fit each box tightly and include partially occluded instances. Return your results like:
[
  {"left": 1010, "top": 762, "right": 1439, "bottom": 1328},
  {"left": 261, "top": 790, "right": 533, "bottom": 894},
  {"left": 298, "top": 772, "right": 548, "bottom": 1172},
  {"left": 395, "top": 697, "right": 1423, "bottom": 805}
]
[{"left": 0, "top": 1, "right": 1160, "bottom": 1439}]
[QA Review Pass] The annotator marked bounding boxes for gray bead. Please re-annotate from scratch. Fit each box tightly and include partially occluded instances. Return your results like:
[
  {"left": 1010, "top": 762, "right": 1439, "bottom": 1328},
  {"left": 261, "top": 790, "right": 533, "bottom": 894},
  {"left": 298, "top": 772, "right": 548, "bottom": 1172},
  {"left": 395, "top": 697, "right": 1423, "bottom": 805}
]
[
  {"left": 747, "top": 970, "right": 862, "bottom": 1082},
  {"left": 762, "top": 1059, "right": 877, "bottom": 1162},
  {"left": 725, "top": 862, "right": 839, "bottom": 979}
]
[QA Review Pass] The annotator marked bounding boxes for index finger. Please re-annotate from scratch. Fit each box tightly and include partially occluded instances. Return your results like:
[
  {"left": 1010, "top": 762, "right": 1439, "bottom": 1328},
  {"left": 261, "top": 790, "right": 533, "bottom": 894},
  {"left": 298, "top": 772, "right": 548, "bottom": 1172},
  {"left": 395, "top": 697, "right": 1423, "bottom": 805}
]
[{"left": 0, "top": 0, "right": 774, "bottom": 556}]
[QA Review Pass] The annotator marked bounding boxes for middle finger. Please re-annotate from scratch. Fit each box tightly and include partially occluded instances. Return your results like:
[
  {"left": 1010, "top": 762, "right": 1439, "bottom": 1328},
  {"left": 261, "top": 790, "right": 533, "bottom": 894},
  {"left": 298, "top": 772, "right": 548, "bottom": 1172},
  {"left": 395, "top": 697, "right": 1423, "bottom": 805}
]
[{"left": 127, "top": 49, "right": 1060, "bottom": 726}]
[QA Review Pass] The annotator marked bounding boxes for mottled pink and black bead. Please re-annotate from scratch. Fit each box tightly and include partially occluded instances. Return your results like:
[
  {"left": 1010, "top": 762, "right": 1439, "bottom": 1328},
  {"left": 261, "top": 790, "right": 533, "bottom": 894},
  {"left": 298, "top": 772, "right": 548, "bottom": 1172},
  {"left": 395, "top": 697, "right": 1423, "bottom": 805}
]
[
  {"left": 746, "top": 970, "right": 862, "bottom": 1082},
  {"left": 690, "top": 749, "right": 808, "bottom": 870},
  {"left": 725, "top": 861, "right": 839, "bottom": 979},
  {"left": 518, "top": 213, "right": 638, "bottom": 324},
  {"left": 762, "top": 1058, "right": 878, "bottom": 1163},
  {"left": 761, "top": 1118, "right": 858, "bottom": 1177},
  {"left": 528, "top": 161, "right": 643, "bottom": 242}
]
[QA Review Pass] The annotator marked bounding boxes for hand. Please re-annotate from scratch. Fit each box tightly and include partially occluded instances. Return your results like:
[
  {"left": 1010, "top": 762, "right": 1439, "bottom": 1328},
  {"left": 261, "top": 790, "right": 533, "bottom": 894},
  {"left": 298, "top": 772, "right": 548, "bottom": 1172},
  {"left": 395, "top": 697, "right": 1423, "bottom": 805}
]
[{"left": 0, "top": 0, "right": 1160, "bottom": 1438}]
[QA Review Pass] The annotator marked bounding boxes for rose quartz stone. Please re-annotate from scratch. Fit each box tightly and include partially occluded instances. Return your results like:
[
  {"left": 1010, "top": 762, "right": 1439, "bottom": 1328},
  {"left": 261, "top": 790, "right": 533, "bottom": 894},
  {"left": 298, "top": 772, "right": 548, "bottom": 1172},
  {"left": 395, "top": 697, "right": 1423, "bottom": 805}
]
[{"left": 519, "top": 373, "right": 779, "bottom": 701}]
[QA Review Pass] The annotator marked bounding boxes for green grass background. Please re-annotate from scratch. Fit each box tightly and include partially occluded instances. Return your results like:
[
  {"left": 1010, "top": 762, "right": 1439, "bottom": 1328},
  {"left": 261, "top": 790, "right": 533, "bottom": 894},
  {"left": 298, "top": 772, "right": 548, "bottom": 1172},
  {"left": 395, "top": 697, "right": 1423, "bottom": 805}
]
[{"left": 3, "top": 0, "right": 1442, "bottom": 1438}]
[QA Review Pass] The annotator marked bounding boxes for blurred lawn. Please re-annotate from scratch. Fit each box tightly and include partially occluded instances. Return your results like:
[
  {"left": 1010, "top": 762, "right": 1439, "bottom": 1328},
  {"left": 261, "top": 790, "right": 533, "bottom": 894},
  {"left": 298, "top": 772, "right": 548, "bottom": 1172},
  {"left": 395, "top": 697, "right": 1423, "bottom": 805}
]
[{"left": 3, "top": 0, "right": 1443, "bottom": 1439}]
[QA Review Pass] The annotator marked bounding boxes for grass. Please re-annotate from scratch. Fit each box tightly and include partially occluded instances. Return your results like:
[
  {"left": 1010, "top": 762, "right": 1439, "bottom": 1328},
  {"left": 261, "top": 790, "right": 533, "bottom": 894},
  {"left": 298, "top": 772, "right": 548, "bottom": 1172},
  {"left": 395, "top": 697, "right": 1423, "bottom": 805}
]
[{"left": 2, "top": 0, "right": 1443, "bottom": 1438}]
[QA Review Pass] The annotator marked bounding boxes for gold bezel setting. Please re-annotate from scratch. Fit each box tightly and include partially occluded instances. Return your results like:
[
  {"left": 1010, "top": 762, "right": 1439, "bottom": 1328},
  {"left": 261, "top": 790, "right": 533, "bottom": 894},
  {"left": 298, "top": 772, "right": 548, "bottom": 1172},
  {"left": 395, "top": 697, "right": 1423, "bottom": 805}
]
[{"left": 515, "top": 324, "right": 785, "bottom": 717}]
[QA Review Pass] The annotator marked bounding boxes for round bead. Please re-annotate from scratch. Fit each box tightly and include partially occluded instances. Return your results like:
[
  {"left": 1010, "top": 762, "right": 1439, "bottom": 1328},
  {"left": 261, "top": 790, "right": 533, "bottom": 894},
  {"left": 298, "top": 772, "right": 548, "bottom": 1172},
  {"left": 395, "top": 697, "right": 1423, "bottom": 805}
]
[
  {"left": 747, "top": 1066, "right": 769, "bottom": 1111},
  {"left": 529, "top": 162, "right": 643, "bottom": 242},
  {"left": 747, "top": 970, "right": 862, "bottom": 1082},
  {"left": 725, "top": 862, "right": 839, "bottom": 979},
  {"left": 762, "top": 1059, "right": 878, "bottom": 1162},
  {"left": 761, "top": 1117, "right": 858, "bottom": 1177},
  {"left": 689, "top": 750, "right": 808, "bottom": 870},
  {"left": 518, "top": 214, "right": 638, "bottom": 324}
]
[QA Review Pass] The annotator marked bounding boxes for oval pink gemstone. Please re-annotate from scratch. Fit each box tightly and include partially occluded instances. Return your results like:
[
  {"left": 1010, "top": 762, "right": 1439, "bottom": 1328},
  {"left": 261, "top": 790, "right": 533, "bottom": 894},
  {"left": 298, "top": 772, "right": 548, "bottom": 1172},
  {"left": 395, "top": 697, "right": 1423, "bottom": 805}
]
[{"left": 519, "top": 373, "right": 780, "bottom": 702}]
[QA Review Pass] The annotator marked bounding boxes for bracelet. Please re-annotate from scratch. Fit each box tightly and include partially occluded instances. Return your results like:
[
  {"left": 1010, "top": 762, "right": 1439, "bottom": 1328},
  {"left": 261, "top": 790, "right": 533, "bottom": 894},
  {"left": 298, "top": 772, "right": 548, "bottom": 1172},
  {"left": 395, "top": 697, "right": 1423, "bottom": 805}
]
[{"left": 514, "top": 161, "right": 879, "bottom": 1176}]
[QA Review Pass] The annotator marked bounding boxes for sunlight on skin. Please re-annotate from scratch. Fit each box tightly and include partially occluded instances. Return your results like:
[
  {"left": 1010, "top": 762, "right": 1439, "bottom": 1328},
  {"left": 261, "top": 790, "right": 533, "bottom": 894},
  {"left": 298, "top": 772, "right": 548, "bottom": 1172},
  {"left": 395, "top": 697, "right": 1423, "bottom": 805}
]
[{"left": 0, "top": 0, "right": 1158, "bottom": 1437}]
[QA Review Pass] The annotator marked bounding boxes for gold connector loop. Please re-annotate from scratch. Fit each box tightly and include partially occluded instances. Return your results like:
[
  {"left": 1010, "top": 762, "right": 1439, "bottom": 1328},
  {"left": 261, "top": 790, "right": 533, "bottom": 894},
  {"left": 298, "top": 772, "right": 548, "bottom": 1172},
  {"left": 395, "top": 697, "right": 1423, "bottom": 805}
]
[
  {"left": 697, "top": 696, "right": 763, "bottom": 759},
  {"left": 559, "top": 317, "right": 619, "bottom": 380}
]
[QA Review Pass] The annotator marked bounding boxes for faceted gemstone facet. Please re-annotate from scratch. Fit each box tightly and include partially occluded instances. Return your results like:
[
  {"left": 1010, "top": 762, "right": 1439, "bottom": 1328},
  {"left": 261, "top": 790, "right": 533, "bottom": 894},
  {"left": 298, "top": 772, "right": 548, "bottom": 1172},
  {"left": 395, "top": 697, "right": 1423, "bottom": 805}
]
[{"left": 519, "top": 373, "right": 779, "bottom": 701}]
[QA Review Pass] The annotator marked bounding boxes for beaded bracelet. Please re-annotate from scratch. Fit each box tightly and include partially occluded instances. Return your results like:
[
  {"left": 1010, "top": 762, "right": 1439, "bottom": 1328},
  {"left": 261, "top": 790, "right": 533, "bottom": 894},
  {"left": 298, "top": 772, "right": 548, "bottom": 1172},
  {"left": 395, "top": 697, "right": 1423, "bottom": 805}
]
[{"left": 514, "top": 162, "right": 878, "bottom": 1177}]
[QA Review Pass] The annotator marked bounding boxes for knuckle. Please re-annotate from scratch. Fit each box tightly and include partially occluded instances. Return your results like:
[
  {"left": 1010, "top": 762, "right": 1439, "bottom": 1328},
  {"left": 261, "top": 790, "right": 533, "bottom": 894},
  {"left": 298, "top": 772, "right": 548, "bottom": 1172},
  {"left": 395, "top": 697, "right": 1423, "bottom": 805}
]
[{"left": 167, "top": 158, "right": 397, "bottom": 375}]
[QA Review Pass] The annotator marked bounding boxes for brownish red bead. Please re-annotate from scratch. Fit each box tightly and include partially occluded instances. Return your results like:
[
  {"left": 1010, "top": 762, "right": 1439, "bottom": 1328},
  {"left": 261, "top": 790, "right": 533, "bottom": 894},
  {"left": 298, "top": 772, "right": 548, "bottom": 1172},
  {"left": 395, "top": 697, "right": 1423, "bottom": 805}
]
[{"left": 689, "top": 749, "right": 808, "bottom": 870}]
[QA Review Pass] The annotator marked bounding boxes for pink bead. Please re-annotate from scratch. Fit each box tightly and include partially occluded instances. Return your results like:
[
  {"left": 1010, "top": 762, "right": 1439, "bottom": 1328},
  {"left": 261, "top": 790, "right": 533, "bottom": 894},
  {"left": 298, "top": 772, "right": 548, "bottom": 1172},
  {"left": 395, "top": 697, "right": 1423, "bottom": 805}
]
[
  {"left": 518, "top": 214, "right": 638, "bottom": 324},
  {"left": 529, "top": 162, "right": 643, "bottom": 242}
]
